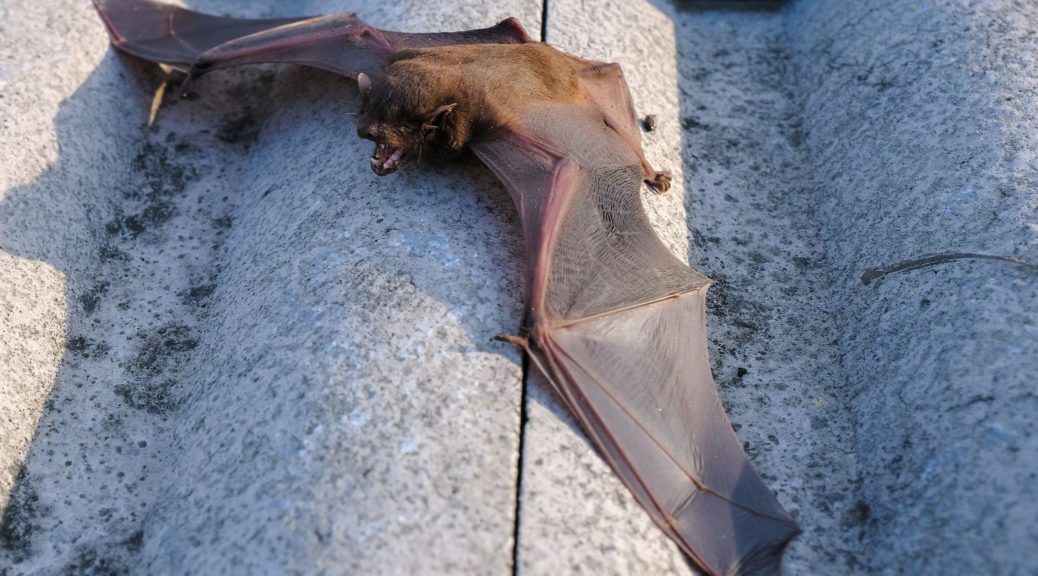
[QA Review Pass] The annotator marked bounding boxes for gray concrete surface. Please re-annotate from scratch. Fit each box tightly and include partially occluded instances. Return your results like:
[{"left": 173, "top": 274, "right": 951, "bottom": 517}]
[
  {"left": 1, "top": 1, "right": 537, "bottom": 574},
  {"left": 787, "top": 1, "right": 1038, "bottom": 573},
  {"left": 1, "top": 0, "right": 1036, "bottom": 575}
]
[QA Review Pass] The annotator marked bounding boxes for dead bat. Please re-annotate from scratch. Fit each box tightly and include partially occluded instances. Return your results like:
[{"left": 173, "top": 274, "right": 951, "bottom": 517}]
[{"left": 93, "top": 1, "right": 799, "bottom": 573}]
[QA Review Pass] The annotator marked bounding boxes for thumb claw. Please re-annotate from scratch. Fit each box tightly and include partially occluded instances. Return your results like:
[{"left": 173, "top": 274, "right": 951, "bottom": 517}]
[{"left": 493, "top": 333, "right": 528, "bottom": 349}]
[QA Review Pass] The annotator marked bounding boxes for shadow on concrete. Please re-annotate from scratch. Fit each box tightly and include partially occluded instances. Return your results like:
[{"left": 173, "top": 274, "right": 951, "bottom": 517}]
[
  {"left": 0, "top": 36, "right": 525, "bottom": 572},
  {"left": 0, "top": 56, "right": 163, "bottom": 572}
]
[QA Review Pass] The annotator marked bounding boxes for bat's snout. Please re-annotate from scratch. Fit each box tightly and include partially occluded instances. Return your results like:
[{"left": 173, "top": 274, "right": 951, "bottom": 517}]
[{"left": 369, "top": 142, "right": 407, "bottom": 176}]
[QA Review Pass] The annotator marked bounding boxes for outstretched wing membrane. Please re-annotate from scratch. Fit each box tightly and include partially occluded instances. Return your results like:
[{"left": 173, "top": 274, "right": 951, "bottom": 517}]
[
  {"left": 473, "top": 77, "right": 798, "bottom": 576},
  {"left": 93, "top": 0, "right": 530, "bottom": 80}
]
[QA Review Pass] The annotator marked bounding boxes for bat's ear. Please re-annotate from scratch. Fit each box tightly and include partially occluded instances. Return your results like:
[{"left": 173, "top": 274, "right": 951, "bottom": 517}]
[
  {"left": 422, "top": 103, "right": 458, "bottom": 133},
  {"left": 357, "top": 72, "right": 372, "bottom": 95}
]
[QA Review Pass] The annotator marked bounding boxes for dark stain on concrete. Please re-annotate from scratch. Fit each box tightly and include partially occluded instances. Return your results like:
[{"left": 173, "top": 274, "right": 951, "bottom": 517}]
[
  {"left": 79, "top": 281, "right": 110, "bottom": 315},
  {"left": 114, "top": 324, "right": 198, "bottom": 414},
  {"left": 180, "top": 283, "right": 216, "bottom": 306},
  {"left": 216, "top": 110, "right": 260, "bottom": 146},
  {"left": 0, "top": 471, "right": 45, "bottom": 564},
  {"left": 63, "top": 546, "right": 128, "bottom": 576}
]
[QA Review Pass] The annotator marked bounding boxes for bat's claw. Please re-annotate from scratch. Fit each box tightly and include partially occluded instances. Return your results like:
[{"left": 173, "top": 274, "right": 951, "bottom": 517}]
[
  {"left": 493, "top": 333, "right": 529, "bottom": 350},
  {"left": 177, "top": 73, "right": 198, "bottom": 99},
  {"left": 647, "top": 170, "right": 672, "bottom": 194}
]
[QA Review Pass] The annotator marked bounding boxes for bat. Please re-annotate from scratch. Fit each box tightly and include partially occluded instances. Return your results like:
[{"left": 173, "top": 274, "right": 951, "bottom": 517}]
[{"left": 92, "top": 1, "right": 799, "bottom": 573}]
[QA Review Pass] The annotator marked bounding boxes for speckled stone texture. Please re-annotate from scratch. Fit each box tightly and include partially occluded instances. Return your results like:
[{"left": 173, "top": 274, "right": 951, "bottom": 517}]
[
  {"left": 1, "top": 1, "right": 538, "bottom": 574},
  {"left": 788, "top": 1, "right": 1038, "bottom": 574},
  {"left": 519, "top": 0, "right": 1037, "bottom": 574},
  {"left": 2, "top": 0, "right": 1036, "bottom": 575}
]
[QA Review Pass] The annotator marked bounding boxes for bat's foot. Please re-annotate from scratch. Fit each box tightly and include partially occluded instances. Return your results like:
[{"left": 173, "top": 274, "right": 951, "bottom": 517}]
[{"left": 646, "top": 170, "right": 672, "bottom": 194}]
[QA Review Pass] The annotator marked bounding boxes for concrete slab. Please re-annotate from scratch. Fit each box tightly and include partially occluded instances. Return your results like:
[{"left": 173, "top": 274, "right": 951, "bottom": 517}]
[
  {"left": 788, "top": 1, "right": 1038, "bottom": 573},
  {"left": 671, "top": 6, "right": 864, "bottom": 574},
  {"left": 518, "top": 2, "right": 858, "bottom": 574},
  {"left": 0, "top": 1, "right": 539, "bottom": 574}
]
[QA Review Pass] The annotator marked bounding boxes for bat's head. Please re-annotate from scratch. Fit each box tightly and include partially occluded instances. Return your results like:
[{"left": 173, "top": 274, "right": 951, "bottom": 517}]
[{"left": 355, "top": 72, "right": 463, "bottom": 176}]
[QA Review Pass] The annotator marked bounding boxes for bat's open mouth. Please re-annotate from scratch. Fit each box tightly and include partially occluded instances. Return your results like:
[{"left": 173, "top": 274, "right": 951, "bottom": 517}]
[{"left": 370, "top": 143, "right": 408, "bottom": 176}]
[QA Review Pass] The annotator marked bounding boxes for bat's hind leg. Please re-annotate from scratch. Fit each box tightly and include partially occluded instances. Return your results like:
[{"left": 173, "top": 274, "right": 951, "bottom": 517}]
[
  {"left": 643, "top": 163, "right": 672, "bottom": 193},
  {"left": 577, "top": 62, "right": 672, "bottom": 193}
]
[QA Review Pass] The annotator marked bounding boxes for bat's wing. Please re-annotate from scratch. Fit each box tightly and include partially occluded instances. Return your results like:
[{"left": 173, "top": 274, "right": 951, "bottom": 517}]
[
  {"left": 472, "top": 64, "right": 798, "bottom": 576},
  {"left": 92, "top": 0, "right": 530, "bottom": 81}
]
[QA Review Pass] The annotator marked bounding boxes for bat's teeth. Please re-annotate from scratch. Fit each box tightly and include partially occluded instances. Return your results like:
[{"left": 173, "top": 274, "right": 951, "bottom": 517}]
[{"left": 368, "top": 147, "right": 403, "bottom": 174}]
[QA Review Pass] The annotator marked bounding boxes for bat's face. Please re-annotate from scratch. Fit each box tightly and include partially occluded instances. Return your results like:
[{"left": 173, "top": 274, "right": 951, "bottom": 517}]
[
  {"left": 356, "top": 117, "right": 421, "bottom": 176},
  {"left": 355, "top": 72, "right": 463, "bottom": 176},
  {"left": 356, "top": 103, "right": 461, "bottom": 177}
]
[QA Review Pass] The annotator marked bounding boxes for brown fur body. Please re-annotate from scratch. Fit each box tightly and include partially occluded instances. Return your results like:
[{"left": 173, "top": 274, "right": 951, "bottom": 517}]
[
  {"left": 356, "top": 43, "right": 669, "bottom": 189},
  {"left": 358, "top": 43, "right": 589, "bottom": 170}
]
